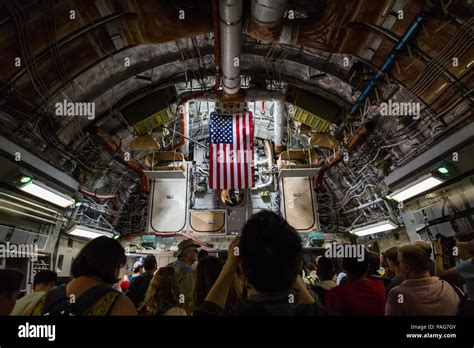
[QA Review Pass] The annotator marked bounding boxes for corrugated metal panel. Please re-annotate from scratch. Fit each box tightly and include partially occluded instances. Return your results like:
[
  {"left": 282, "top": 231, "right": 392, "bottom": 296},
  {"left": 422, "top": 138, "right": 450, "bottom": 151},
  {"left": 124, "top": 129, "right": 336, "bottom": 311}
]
[
  {"left": 133, "top": 107, "right": 173, "bottom": 135},
  {"left": 290, "top": 106, "right": 332, "bottom": 132}
]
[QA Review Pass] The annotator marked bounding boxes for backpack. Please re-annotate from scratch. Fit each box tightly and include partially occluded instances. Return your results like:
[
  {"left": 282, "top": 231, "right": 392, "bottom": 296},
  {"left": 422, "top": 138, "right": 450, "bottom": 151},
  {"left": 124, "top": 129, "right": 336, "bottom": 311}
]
[
  {"left": 33, "top": 284, "right": 121, "bottom": 316},
  {"left": 452, "top": 284, "right": 474, "bottom": 316}
]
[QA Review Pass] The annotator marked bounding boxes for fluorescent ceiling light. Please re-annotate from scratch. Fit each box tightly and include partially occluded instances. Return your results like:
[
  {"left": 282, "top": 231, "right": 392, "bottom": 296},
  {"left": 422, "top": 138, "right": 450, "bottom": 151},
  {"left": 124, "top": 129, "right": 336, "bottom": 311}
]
[
  {"left": 68, "top": 225, "right": 114, "bottom": 239},
  {"left": 350, "top": 220, "right": 398, "bottom": 237},
  {"left": 19, "top": 180, "right": 75, "bottom": 208},
  {"left": 389, "top": 174, "right": 444, "bottom": 202}
]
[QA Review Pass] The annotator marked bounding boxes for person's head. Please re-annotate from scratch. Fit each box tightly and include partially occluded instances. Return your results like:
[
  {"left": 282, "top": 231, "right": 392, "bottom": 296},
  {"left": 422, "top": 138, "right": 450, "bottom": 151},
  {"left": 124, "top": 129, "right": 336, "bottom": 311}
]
[
  {"left": 132, "top": 261, "right": 143, "bottom": 274},
  {"left": 342, "top": 248, "right": 368, "bottom": 280},
  {"left": 193, "top": 256, "right": 224, "bottom": 307},
  {"left": 454, "top": 231, "right": 474, "bottom": 260},
  {"left": 316, "top": 257, "right": 334, "bottom": 281},
  {"left": 305, "top": 263, "right": 317, "bottom": 274},
  {"left": 412, "top": 240, "right": 433, "bottom": 258},
  {"left": 142, "top": 267, "right": 180, "bottom": 314},
  {"left": 0, "top": 269, "right": 24, "bottom": 315},
  {"left": 174, "top": 239, "right": 200, "bottom": 266},
  {"left": 367, "top": 251, "right": 381, "bottom": 275},
  {"left": 197, "top": 249, "right": 209, "bottom": 262},
  {"left": 33, "top": 270, "right": 57, "bottom": 292},
  {"left": 143, "top": 255, "right": 157, "bottom": 272},
  {"left": 71, "top": 236, "right": 126, "bottom": 284},
  {"left": 398, "top": 245, "right": 431, "bottom": 279},
  {"left": 384, "top": 247, "right": 400, "bottom": 274},
  {"left": 239, "top": 210, "right": 303, "bottom": 293}
]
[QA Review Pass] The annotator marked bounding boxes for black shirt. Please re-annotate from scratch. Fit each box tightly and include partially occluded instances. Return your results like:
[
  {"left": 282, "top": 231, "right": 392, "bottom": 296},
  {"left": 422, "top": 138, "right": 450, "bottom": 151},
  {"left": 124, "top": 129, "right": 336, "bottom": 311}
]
[
  {"left": 194, "top": 290, "right": 330, "bottom": 316},
  {"left": 126, "top": 271, "right": 154, "bottom": 308}
]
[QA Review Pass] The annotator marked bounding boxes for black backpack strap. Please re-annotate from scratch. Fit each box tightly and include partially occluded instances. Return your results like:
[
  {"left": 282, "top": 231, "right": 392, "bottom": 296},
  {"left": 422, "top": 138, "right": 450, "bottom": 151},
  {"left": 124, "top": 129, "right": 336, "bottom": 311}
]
[
  {"left": 156, "top": 302, "right": 175, "bottom": 316},
  {"left": 41, "top": 285, "right": 69, "bottom": 315},
  {"left": 72, "top": 285, "right": 118, "bottom": 315},
  {"left": 451, "top": 284, "right": 467, "bottom": 301}
]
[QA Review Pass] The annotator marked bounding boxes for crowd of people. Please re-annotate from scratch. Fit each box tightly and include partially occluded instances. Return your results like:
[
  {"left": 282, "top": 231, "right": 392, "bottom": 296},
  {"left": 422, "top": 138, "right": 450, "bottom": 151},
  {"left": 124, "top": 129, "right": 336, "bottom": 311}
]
[{"left": 0, "top": 211, "right": 473, "bottom": 316}]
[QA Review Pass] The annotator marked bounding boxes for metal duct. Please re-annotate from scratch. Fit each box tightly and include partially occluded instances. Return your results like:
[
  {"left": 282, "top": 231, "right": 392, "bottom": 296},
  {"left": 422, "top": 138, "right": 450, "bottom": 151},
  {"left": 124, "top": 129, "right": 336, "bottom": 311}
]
[
  {"left": 219, "top": 0, "right": 243, "bottom": 95},
  {"left": 248, "top": 0, "right": 289, "bottom": 42},
  {"left": 273, "top": 100, "right": 286, "bottom": 153}
]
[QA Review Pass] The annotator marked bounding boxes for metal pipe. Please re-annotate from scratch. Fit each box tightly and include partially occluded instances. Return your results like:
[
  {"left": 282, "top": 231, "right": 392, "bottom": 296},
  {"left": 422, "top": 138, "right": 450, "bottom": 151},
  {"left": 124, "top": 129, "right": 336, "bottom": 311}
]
[
  {"left": 0, "top": 206, "right": 57, "bottom": 224},
  {"left": 219, "top": 0, "right": 243, "bottom": 95},
  {"left": 350, "top": 12, "right": 428, "bottom": 115},
  {"left": 177, "top": 89, "right": 285, "bottom": 102},
  {"left": 252, "top": 0, "right": 288, "bottom": 23},
  {"left": 263, "top": 139, "right": 274, "bottom": 166},
  {"left": 273, "top": 100, "right": 286, "bottom": 153},
  {"left": 342, "top": 198, "right": 383, "bottom": 215},
  {"left": 248, "top": 0, "right": 289, "bottom": 42},
  {"left": 0, "top": 199, "right": 60, "bottom": 220},
  {"left": 79, "top": 186, "right": 115, "bottom": 199},
  {"left": 212, "top": 0, "right": 222, "bottom": 90}
]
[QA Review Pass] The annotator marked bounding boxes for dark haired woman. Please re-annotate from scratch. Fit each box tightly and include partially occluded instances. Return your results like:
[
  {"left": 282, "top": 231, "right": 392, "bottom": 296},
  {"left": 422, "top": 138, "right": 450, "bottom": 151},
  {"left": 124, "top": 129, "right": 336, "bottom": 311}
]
[{"left": 29, "top": 236, "right": 136, "bottom": 315}]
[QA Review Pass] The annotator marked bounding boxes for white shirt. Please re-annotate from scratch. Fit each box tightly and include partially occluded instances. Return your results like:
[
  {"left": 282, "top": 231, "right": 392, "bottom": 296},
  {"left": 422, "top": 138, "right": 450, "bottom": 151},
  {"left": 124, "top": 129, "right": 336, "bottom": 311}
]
[{"left": 11, "top": 291, "right": 45, "bottom": 315}]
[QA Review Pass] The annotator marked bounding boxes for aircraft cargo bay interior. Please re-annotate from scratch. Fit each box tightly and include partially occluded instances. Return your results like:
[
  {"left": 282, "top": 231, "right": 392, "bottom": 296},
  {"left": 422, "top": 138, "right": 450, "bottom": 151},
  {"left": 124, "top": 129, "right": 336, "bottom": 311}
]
[{"left": 0, "top": 1, "right": 473, "bottom": 342}]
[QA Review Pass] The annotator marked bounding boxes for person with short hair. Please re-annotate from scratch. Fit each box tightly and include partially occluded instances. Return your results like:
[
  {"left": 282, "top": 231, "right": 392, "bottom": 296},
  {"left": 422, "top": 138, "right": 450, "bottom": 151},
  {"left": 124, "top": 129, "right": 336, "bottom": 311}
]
[
  {"left": 325, "top": 249, "right": 385, "bottom": 315},
  {"left": 312, "top": 257, "right": 336, "bottom": 304},
  {"left": 385, "top": 245, "right": 459, "bottom": 315},
  {"left": 367, "top": 251, "right": 383, "bottom": 281},
  {"left": 384, "top": 247, "right": 405, "bottom": 293},
  {"left": 167, "top": 239, "right": 200, "bottom": 313},
  {"left": 0, "top": 269, "right": 24, "bottom": 315},
  {"left": 126, "top": 254, "right": 157, "bottom": 309},
  {"left": 139, "top": 267, "right": 187, "bottom": 316},
  {"left": 304, "top": 263, "right": 318, "bottom": 287},
  {"left": 11, "top": 270, "right": 57, "bottom": 315},
  {"left": 435, "top": 231, "right": 474, "bottom": 300},
  {"left": 413, "top": 240, "right": 435, "bottom": 276},
  {"left": 195, "top": 211, "right": 327, "bottom": 316}
]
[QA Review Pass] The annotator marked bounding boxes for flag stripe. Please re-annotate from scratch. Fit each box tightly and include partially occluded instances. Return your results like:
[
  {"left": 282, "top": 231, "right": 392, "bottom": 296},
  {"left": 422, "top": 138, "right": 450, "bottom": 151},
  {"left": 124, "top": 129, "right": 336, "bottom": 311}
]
[
  {"left": 232, "top": 115, "right": 237, "bottom": 189},
  {"left": 236, "top": 115, "right": 242, "bottom": 188},
  {"left": 220, "top": 143, "right": 224, "bottom": 188},
  {"left": 210, "top": 141, "right": 215, "bottom": 189},
  {"left": 245, "top": 116, "right": 253, "bottom": 188},
  {"left": 249, "top": 112, "right": 255, "bottom": 187},
  {"left": 243, "top": 113, "right": 249, "bottom": 188},
  {"left": 238, "top": 115, "right": 246, "bottom": 188}
]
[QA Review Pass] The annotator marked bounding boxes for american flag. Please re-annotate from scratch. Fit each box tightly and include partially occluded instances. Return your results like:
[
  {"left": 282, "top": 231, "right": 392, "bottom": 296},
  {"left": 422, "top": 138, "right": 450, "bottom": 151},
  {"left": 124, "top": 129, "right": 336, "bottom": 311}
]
[{"left": 209, "top": 111, "right": 255, "bottom": 189}]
